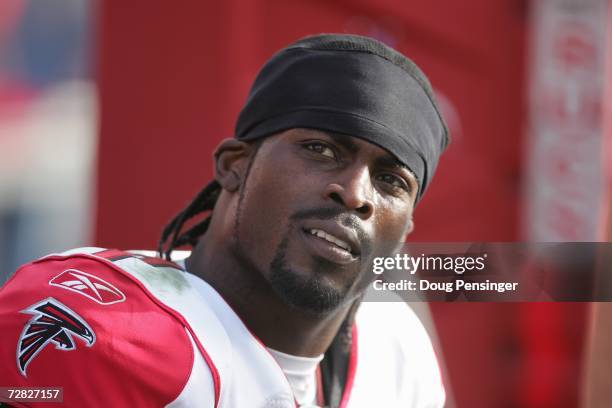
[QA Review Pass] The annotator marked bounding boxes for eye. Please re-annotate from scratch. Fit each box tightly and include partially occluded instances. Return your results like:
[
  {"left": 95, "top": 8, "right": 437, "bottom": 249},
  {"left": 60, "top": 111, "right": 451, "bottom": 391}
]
[
  {"left": 303, "top": 141, "right": 337, "bottom": 159},
  {"left": 375, "top": 173, "right": 411, "bottom": 193}
]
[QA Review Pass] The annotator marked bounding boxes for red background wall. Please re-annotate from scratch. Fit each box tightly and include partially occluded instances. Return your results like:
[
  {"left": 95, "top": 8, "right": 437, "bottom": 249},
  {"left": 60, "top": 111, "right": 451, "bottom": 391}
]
[
  {"left": 95, "top": 1, "right": 587, "bottom": 407},
  {"left": 96, "top": 0, "right": 527, "bottom": 249}
]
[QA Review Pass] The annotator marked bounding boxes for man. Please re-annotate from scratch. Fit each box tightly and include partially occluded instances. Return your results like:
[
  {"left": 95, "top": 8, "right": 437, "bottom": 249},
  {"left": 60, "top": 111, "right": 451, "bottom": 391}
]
[{"left": 0, "top": 34, "right": 448, "bottom": 407}]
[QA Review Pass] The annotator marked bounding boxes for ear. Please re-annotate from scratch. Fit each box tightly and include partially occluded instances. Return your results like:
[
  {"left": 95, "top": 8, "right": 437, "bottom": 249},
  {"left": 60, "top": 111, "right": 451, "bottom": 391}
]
[{"left": 213, "top": 139, "right": 252, "bottom": 192}]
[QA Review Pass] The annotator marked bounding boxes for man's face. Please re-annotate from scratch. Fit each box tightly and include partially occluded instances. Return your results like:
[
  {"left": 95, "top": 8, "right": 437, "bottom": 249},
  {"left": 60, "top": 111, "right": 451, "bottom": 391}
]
[{"left": 231, "top": 128, "right": 417, "bottom": 314}]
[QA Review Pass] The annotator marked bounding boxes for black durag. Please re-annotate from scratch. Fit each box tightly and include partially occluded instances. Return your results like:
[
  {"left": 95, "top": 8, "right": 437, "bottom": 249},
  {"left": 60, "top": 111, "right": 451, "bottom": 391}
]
[{"left": 235, "top": 34, "right": 450, "bottom": 202}]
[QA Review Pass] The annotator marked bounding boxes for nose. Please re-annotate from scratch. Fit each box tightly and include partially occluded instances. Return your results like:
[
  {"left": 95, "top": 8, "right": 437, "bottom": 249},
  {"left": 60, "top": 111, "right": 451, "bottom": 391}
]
[{"left": 324, "top": 165, "right": 374, "bottom": 219}]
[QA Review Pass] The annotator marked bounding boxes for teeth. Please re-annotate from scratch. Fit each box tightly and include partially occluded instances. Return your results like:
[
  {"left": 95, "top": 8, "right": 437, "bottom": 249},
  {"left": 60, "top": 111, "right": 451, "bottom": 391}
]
[{"left": 308, "top": 229, "right": 352, "bottom": 252}]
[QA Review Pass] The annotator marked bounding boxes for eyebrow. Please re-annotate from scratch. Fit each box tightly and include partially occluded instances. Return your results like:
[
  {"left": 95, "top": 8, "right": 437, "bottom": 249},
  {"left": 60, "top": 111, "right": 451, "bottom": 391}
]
[
  {"left": 323, "top": 130, "right": 419, "bottom": 185},
  {"left": 324, "top": 131, "right": 360, "bottom": 154}
]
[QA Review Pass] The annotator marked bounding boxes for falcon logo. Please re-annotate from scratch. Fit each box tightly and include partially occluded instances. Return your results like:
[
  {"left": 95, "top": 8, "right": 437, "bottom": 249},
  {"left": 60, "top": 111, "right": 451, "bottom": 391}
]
[
  {"left": 49, "top": 269, "right": 126, "bottom": 305},
  {"left": 17, "top": 298, "right": 96, "bottom": 377}
]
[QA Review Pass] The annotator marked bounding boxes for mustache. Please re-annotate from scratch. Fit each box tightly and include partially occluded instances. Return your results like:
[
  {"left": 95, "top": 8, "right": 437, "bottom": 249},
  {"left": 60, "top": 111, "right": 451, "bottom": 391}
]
[{"left": 290, "top": 207, "right": 372, "bottom": 255}]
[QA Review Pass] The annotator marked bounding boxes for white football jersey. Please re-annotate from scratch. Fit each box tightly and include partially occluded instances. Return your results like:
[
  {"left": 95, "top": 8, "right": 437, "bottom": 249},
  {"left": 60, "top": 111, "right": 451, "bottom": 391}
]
[{"left": 0, "top": 247, "right": 444, "bottom": 407}]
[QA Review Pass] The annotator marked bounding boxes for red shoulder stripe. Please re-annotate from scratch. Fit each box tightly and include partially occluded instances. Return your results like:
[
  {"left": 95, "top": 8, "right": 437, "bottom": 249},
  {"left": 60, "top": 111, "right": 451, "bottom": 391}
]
[
  {"left": 339, "top": 324, "right": 358, "bottom": 408},
  {"left": 72, "top": 253, "right": 221, "bottom": 407}
]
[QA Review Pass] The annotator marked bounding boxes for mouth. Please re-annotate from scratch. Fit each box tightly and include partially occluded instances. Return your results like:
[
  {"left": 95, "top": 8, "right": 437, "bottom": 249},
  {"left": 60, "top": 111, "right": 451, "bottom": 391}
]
[
  {"left": 305, "top": 228, "right": 353, "bottom": 253},
  {"left": 300, "top": 225, "right": 360, "bottom": 265}
]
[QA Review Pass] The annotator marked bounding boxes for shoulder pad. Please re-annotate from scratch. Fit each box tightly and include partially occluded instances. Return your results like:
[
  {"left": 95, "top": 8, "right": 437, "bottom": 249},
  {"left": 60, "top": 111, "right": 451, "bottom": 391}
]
[{"left": 0, "top": 249, "right": 198, "bottom": 406}]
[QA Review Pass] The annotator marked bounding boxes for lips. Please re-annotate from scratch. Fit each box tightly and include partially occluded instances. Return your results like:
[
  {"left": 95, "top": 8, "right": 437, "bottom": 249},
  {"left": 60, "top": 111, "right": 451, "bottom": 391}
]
[
  {"left": 305, "top": 228, "right": 353, "bottom": 253},
  {"left": 300, "top": 220, "right": 361, "bottom": 259}
]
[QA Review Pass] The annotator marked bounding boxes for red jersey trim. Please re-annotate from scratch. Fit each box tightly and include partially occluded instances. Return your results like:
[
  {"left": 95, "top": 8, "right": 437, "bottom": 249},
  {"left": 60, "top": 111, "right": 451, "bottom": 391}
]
[
  {"left": 34, "top": 253, "right": 221, "bottom": 408},
  {"left": 203, "top": 285, "right": 297, "bottom": 407},
  {"left": 92, "top": 248, "right": 184, "bottom": 270},
  {"left": 339, "top": 324, "right": 358, "bottom": 408},
  {"left": 89, "top": 248, "right": 128, "bottom": 260}
]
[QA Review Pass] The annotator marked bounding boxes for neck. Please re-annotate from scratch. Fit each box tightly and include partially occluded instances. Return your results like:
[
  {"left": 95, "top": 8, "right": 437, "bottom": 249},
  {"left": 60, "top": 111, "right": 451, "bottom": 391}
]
[{"left": 185, "top": 236, "right": 354, "bottom": 357}]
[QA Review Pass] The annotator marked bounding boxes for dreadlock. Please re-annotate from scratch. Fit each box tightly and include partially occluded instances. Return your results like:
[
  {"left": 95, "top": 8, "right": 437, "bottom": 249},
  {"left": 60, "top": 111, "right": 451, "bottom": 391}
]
[{"left": 157, "top": 180, "right": 221, "bottom": 260}]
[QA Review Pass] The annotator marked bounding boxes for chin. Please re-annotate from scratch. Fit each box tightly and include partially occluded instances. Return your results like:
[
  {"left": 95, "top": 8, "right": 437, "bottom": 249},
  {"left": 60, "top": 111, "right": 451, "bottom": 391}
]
[
  {"left": 267, "top": 232, "right": 359, "bottom": 315},
  {"left": 268, "top": 260, "right": 351, "bottom": 315}
]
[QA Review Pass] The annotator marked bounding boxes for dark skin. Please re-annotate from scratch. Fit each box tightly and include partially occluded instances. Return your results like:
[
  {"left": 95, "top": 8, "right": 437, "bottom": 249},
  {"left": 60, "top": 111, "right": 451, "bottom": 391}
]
[{"left": 186, "top": 128, "right": 417, "bottom": 357}]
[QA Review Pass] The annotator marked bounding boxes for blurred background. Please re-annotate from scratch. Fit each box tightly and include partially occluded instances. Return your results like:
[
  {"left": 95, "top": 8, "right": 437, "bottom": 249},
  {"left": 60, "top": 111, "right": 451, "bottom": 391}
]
[{"left": 0, "top": 0, "right": 610, "bottom": 407}]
